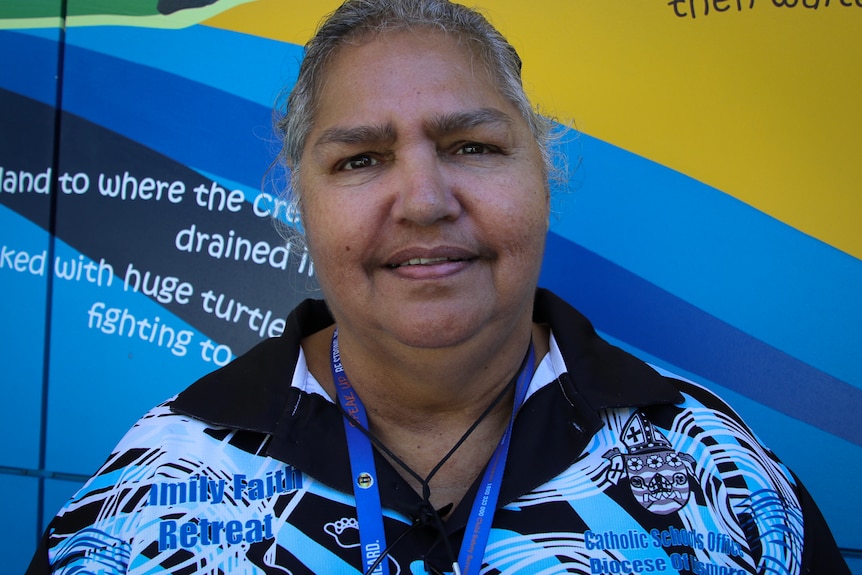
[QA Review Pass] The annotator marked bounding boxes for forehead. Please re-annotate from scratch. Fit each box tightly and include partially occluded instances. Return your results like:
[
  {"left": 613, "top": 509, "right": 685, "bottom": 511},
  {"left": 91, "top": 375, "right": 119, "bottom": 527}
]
[
  {"left": 309, "top": 28, "right": 512, "bottom": 130},
  {"left": 327, "top": 26, "right": 488, "bottom": 82}
]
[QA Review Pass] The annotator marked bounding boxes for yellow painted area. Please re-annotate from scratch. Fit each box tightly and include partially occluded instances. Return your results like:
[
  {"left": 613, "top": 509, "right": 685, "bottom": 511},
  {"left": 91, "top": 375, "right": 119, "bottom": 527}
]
[
  {"left": 205, "top": 1, "right": 862, "bottom": 258},
  {"left": 490, "top": 1, "right": 862, "bottom": 259},
  {"left": 203, "top": 0, "right": 342, "bottom": 44}
]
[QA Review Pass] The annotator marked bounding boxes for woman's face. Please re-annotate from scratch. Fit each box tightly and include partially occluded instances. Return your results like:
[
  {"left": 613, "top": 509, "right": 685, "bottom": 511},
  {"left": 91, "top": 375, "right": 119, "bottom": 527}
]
[{"left": 298, "top": 29, "right": 549, "bottom": 350}]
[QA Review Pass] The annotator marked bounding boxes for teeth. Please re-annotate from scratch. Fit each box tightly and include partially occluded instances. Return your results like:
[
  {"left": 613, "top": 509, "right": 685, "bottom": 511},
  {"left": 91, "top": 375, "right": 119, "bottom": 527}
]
[{"left": 399, "top": 257, "right": 453, "bottom": 267}]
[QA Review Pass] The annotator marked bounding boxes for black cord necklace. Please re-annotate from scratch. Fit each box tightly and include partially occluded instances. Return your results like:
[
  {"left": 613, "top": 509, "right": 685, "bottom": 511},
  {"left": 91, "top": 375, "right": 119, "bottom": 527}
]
[
  {"left": 337, "top": 366, "right": 521, "bottom": 574},
  {"left": 331, "top": 332, "right": 535, "bottom": 575}
]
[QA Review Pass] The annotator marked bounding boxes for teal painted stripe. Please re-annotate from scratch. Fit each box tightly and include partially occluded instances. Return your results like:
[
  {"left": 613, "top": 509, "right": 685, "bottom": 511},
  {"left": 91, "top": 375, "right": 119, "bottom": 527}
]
[
  {"left": 550, "top": 132, "right": 862, "bottom": 388},
  {"left": 0, "top": 205, "right": 50, "bottom": 470},
  {"left": 44, "top": 238, "right": 217, "bottom": 475}
]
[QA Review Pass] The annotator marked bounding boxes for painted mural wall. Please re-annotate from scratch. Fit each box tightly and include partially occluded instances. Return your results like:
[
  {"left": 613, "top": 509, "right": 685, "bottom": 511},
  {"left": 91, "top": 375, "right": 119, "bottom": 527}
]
[{"left": 1, "top": 0, "right": 859, "bottom": 571}]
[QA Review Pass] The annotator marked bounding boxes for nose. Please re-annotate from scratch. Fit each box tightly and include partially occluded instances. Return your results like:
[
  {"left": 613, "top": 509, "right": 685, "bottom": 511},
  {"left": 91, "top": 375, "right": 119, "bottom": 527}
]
[{"left": 390, "top": 147, "right": 462, "bottom": 226}]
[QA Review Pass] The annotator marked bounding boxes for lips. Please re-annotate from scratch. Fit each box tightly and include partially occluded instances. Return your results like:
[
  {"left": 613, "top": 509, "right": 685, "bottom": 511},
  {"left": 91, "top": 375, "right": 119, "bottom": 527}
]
[
  {"left": 385, "top": 246, "right": 479, "bottom": 269},
  {"left": 390, "top": 256, "right": 466, "bottom": 268},
  {"left": 381, "top": 246, "right": 481, "bottom": 282}
]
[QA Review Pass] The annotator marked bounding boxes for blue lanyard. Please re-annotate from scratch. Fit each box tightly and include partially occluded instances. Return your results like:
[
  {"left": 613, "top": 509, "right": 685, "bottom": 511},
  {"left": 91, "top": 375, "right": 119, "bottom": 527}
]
[
  {"left": 331, "top": 329, "right": 535, "bottom": 575},
  {"left": 332, "top": 330, "right": 390, "bottom": 575}
]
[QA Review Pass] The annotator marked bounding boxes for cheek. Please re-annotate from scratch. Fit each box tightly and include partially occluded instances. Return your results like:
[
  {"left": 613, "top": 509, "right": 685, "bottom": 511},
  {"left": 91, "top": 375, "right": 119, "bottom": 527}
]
[
  {"left": 301, "top": 199, "right": 370, "bottom": 286},
  {"left": 506, "top": 166, "right": 550, "bottom": 224},
  {"left": 299, "top": 192, "right": 342, "bottom": 251},
  {"left": 298, "top": 206, "right": 340, "bottom": 288},
  {"left": 496, "top": 191, "right": 549, "bottom": 255}
]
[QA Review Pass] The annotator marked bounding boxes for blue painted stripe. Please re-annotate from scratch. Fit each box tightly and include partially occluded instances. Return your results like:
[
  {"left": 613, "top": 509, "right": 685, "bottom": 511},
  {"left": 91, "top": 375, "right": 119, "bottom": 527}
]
[
  {"left": 62, "top": 24, "right": 303, "bottom": 108},
  {"left": 539, "top": 231, "right": 862, "bottom": 448},
  {"left": 0, "top": 30, "right": 60, "bottom": 105},
  {"left": 549, "top": 133, "right": 862, "bottom": 389},
  {"left": 60, "top": 41, "right": 275, "bottom": 191}
]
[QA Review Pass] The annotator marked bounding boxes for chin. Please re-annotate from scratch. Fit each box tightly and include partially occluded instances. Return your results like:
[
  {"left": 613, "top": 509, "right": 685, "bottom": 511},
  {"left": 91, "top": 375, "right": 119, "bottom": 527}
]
[
  {"left": 385, "top": 310, "right": 487, "bottom": 350},
  {"left": 400, "top": 334, "right": 473, "bottom": 350},
  {"left": 395, "top": 326, "right": 477, "bottom": 350}
]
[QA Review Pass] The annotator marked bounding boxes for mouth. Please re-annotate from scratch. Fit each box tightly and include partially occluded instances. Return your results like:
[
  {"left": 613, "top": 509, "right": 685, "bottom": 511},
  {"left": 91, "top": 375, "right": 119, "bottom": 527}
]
[{"left": 389, "top": 256, "right": 469, "bottom": 268}]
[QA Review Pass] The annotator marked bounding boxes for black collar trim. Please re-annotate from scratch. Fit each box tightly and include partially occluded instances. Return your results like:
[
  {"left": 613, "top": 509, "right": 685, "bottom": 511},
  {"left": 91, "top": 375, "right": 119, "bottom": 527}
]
[{"left": 173, "top": 289, "right": 681, "bottom": 429}]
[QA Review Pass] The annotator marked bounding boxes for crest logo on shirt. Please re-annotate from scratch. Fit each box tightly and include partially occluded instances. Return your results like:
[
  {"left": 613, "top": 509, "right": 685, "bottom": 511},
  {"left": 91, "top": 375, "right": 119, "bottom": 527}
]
[{"left": 603, "top": 412, "right": 696, "bottom": 515}]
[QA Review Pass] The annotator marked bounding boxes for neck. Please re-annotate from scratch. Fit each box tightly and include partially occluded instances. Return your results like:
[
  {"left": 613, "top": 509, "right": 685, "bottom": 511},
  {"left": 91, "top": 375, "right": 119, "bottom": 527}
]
[
  {"left": 308, "top": 317, "right": 543, "bottom": 424},
  {"left": 303, "top": 320, "right": 549, "bottom": 511}
]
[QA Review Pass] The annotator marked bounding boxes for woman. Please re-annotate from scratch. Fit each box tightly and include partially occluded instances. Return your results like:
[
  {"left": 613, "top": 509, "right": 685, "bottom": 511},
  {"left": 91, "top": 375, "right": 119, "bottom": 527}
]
[{"left": 30, "top": 1, "right": 848, "bottom": 574}]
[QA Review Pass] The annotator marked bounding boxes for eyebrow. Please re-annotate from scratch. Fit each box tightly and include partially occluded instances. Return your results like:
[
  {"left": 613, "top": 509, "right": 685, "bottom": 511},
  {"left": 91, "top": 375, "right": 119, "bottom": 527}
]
[
  {"left": 312, "top": 123, "right": 397, "bottom": 152},
  {"left": 424, "top": 107, "right": 514, "bottom": 136},
  {"left": 310, "top": 107, "right": 514, "bottom": 155}
]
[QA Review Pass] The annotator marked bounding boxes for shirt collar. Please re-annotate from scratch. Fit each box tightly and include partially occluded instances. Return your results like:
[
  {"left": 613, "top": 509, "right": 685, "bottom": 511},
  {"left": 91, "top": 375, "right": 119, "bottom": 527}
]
[
  {"left": 171, "top": 289, "right": 684, "bottom": 526},
  {"left": 172, "top": 298, "right": 333, "bottom": 433},
  {"left": 173, "top": 289, "right": 682, "bottom": 434},
  {"left": 532, "top": 288, "right": 683, "bottom": 410}
]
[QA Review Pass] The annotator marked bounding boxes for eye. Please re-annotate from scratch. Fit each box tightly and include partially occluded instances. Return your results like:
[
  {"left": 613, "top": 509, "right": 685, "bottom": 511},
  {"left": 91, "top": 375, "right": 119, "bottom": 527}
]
[
  {"left": 337, "top": 154, "right": 380, "bottom": 171},
  {"left": 455, "top": 142, "right": 497, "bottom": 155}
]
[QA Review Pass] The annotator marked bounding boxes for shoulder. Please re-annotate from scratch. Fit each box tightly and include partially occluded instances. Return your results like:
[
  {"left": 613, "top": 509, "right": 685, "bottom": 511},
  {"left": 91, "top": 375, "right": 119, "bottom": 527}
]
[{"left": 39, "top": 399, "right": 300, "bottom": 573}]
